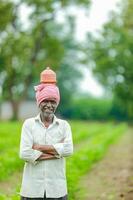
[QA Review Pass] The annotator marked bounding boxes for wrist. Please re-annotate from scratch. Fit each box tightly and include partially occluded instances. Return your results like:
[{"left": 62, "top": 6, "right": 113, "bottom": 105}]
[{"left": 39, "top": 145, "right": 44, "bottom": 152}]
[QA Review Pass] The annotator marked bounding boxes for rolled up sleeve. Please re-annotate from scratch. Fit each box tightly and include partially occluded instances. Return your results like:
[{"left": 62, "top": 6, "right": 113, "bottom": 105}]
[
  {"left": 19, "top": 120, "right": 42, "bottom": 165},
  {"left": 53, "top": 121, "right": 73, "bottom": 157}
]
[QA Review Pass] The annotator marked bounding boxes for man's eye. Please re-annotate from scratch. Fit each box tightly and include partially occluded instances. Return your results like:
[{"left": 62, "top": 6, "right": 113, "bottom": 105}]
[{"left": 51, "top": 101, "right": 56, "bottom": 104}]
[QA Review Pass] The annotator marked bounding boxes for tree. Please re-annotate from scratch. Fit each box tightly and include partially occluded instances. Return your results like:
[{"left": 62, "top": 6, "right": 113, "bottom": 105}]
[
  {"left": 88, "top": 0, "right": 133, "bottom": 120},
  {"left": 0, "top": 0, "right": 90, "bottom": 120}
]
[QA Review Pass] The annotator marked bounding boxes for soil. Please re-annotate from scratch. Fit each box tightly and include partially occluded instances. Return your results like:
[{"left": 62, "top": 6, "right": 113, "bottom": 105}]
[{"left": 76, "top": 129, "right": 133, "bottom": 200}]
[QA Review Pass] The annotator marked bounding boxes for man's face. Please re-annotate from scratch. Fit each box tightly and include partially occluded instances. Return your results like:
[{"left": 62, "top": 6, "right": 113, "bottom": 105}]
[{"left": 39, "top": 98, "right": 58, "bottom": 118}]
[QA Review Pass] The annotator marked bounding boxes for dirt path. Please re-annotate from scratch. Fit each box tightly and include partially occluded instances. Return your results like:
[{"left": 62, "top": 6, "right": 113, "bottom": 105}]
[{"left": 76, "top": 129, "right": 133, "bottom": 200}]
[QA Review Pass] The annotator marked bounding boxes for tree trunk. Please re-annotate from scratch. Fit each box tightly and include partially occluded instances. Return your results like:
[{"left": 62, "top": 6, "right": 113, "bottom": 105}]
[{"left": 10, "top": 100, "right": 20, "bottom": 121}]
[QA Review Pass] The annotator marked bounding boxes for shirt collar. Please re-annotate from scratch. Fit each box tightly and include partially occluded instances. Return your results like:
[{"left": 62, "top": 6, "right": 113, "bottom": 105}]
[{"left": 35, "top": 114, "right": 60, "bottom": 125}]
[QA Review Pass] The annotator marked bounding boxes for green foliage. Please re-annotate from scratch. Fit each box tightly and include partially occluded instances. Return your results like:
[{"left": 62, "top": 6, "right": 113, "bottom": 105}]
[
  {"left": 65, "top": 96, "right": 130, "bottom": 121},
  {"left": 0, "top": 121, "right": 127, "bottom": 199},
  {"left": 87, "top": 0, "right": 133, "bottom": 120},
  {"left": 70, "top": 121, "right": 108, "bottom": 144},
  {"left": 62, "top": 97, "right": 114, "bottom": 120},
  {"left": 0, "top": 122, "right": 23, "bottom": 181},
  {"left": 75, "top": 98, "right": 112, "bottom": 120},
  {"left": 0, "top": 0, "right": 90, "bottom": 120},
  {"left": 0, "top": 1, "right": 14, "bottom": 31}
]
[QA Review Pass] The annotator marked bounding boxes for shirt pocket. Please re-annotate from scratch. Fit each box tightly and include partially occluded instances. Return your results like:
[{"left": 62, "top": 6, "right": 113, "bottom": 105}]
[
  {"left": 32, "top": 129, "right": 44, "bottom": 144},
  {"left": 46, "top": 129, "right": 64, "bottom": 145}
]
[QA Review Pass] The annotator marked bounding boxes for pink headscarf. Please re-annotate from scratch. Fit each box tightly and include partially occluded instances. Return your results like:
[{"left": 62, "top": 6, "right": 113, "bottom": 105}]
[{"left": 34, "top": 83, "right": 60, "bottom": 106}]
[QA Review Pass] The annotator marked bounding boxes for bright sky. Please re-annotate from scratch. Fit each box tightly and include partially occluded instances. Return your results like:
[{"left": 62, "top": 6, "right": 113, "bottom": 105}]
[{"left": 75, "top": 0, "right": 120, "bottom": 40}]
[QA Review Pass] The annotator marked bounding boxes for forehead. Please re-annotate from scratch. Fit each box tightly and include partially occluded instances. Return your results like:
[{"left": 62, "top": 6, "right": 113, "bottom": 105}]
[{"left": 41, "top": 98, "right": 57, "bottom": 103}]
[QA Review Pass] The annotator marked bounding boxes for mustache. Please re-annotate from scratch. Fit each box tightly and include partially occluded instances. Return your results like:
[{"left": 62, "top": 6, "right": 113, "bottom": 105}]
[{"left": 42, "top": 106, "right": 54, "bottom": 111}]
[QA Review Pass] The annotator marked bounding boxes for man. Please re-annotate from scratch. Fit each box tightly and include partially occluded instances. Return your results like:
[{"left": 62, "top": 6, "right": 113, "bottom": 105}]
[{"left": 19, "top": 69, "right": 73, "bottom": 200}]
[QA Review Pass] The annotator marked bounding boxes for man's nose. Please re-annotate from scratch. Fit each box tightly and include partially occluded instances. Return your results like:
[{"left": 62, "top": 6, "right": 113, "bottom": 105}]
[{"left": 47, "top": 101, "right": 52, "bottom": 107}]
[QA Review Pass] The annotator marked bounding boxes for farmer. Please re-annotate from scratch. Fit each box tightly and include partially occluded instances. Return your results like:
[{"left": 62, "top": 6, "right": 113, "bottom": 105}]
[{"left": 19, "top": 67, "right": 73, "bottom": 200}]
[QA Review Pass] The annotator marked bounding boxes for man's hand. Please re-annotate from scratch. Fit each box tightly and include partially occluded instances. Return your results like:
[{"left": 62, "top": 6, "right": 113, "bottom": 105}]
[
  {"left": 37, "top": 153, "right": 58, "bottom": 161},
  {"left": 32, "top": 137, "right": 65, "bottom": 155},
  {"left": 32, "top": 144, "right": 41, "bottom": 151},
  {"left": 32, "top": 144, "right": 55, "bottom": 154}
]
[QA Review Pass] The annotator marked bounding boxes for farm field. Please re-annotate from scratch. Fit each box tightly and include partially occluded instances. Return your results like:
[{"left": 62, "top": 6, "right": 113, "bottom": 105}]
[
  {"left": 0, "top": 120, "right": 128, "bottom": 200},
  {"left": 75, "top": 128, "right": 133, "bottom": 200}
]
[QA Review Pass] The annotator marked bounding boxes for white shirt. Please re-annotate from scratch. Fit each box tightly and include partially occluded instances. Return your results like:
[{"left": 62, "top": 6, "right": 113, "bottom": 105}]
[{"left": 19, "top": 114, "right": 73, "bottom": 198}]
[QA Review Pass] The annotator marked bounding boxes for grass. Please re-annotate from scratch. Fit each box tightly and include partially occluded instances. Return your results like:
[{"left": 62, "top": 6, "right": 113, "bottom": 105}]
[
  {"left": 0, "top": 120, "right": 128, "bottom": 200},
  {"left": 0, "top": 122, "right": 23, "bottom": 181}
]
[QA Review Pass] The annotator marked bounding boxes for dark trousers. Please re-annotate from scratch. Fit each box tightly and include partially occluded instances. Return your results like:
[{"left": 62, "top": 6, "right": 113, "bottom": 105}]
[{"left": 21, "top": 193, "right": 68, "bottom": 200}]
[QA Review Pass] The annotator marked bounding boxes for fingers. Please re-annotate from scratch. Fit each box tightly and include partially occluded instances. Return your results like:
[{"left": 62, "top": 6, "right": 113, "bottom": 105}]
[{"left": 39, "top": 153, "right": 58, "bottom": 160}]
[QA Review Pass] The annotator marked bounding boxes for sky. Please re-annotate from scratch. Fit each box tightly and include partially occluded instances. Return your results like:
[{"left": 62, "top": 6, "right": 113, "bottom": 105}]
[{"left": 75, "top": 0, "right": 120, "bottom": 40}]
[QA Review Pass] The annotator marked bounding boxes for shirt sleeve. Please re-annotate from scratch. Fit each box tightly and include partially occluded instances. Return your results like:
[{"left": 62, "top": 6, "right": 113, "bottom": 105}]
[
  {"left": 53, "top": 121, "right": 73, "bottom": 157},
  {"left": 19, "top": 120, "right": 42, "bottom": 165}
]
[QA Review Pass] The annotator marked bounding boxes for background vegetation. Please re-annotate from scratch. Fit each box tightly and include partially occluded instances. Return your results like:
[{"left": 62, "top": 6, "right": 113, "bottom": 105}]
[{"left": 0, "top": 0, "right": 132, "bottom": 121}]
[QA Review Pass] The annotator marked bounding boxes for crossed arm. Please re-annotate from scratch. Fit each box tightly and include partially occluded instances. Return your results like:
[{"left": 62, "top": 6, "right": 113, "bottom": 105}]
[
  {"left": 32, "top": 143, "right": 62, "bottom": 161},
  {"left": 19, "top": 120, "right": 73, "bottom": 164}
]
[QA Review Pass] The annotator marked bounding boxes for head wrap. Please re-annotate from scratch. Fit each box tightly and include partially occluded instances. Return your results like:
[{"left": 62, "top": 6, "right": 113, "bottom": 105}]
[{"left": 34, "top": 83, "right": 60, "bottom": 106}]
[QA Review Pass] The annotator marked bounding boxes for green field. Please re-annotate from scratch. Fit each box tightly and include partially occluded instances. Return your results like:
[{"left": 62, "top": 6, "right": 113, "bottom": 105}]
[{"left": 0, "top": 121, "right": 127, "bottom": 200}]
